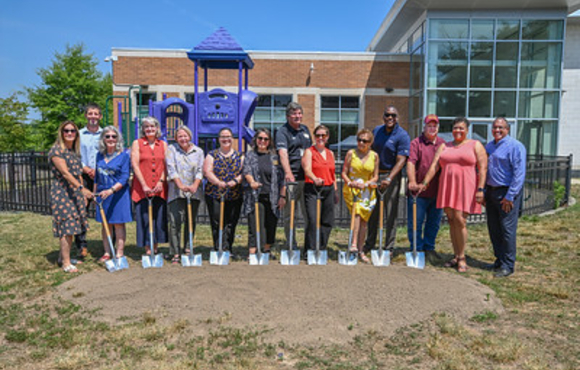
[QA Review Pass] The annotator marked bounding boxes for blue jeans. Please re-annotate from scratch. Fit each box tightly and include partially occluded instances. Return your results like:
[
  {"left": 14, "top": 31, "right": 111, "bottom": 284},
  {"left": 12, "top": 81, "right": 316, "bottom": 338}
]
[{"left": 407, "top": 196, "right": 443, "bottom": 251}]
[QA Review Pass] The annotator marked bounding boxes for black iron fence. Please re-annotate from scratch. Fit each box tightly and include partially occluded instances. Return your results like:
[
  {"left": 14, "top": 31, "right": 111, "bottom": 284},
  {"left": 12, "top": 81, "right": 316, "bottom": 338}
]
[{"left": 0, "top": 151, "right": 573, "bottom": 227}]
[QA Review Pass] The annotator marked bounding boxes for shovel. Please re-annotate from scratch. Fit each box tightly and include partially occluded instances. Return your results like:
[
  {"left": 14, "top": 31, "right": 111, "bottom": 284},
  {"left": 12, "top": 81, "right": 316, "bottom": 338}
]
[
  {"left": 210, "top": 189, "right": 230, "bottom": 265},
  {"left": 96, "top": 197, "right": 129, "bottom": 272},
  {"left": 249, "top": 188, "right": 269, "bottom": 265},
  {"left": 339, "top": 186, "right": 358, "bottom": 266},
  {"left": 280, "top": 182, "right": 300, "bottom": 265},
  {"left": 181, "top": 193, "right": 202, "bottom": 267},
  {"left": 307, "top": 184, "right": 328, "bottom": 265},
  {"left": 371, "top": 183, "right": 391, "bottom": 267},
  {"left": 406, "top": 191, "right": 425, "bottom": 269},
  {"left": 142, "top": 195, "right": 164, "bottom": 268}
]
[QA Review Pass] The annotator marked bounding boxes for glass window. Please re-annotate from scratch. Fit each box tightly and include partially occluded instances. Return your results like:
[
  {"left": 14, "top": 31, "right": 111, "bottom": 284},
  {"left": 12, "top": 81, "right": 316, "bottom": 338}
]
[
  {"left": 495, "top": 42, "right": 519, "bottom": 88},
  {"left": 470, "top": 42, "right": 493, "bottom": 87},
  {"left": 517, "top": 120, "right": 558, "bottom": 156},
  {"left": 471, "top": 19, "right": 494, "bottom": 40},
  {"left": 253, "top": 94, "right": 292, "bottom": 133},
  {"left": 520, "top": 42, "right": 562, "bottom": 89},
  {"left": 321, "top": 96, "right": 360, "bottom": 160},
  {"left": 494, "top": 91, "right": 517, "bottom": 117},
  {"left": 522, "top": 20, "right": 564, "bottom": 40},
  {"left": 410, "top": 44, "right": 425, "bottom": 93},
  {"left": 430, "top": 19, "right": 469, "bottom": 39},
  {"left": 497, "top": 19, "right": 520, "bottom": 40},
  {"left": 184, "top": 93, "right": 195, "bottom": 105},
  {"left": 428, "top": 41, "right": 468, "bottom": 88},
  {"left": 136, "top": 92, "right": 156, "bottom": 120},
  {"left": 469, "top": 91, "right": 492, "bottom": 117},
  {"left": 518, "top": 91, "right": 559, "bottom": 119},
  {"left": 427, "top": 90, "right": 466, "bottom": 117},
  {"left": 472, "top": 123, "right": 489, "bottom": 145}
]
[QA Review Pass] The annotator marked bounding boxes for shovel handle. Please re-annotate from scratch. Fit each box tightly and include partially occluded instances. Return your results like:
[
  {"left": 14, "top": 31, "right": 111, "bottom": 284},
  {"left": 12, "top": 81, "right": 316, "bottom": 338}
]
[
  {"left": 97, "top": 198, "right": 117, "bottom": 260},
  {"left": 187, "top": 196, "right": 194, "bottom": 254},
  {"left": 316, "top": 197, "right": 321, "bottom": 252},
  {"left": 148, "top": 197, "right": 154, "bottom": 234},
  {"left": 255, "top": 192, "right": 261, "bottom": 254}
]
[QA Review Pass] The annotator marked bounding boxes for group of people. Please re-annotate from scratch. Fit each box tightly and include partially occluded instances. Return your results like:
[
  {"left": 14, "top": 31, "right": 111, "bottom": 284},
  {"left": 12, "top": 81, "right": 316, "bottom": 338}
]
[{"left": 49, "top": 102, "right": 526, "bottom": 279}]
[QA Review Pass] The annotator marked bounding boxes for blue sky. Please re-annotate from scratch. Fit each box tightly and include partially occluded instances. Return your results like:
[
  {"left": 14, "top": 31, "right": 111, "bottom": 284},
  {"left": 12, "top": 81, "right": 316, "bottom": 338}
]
[{"left": 0, "top": 0, "right": 394, "bottom": 100}]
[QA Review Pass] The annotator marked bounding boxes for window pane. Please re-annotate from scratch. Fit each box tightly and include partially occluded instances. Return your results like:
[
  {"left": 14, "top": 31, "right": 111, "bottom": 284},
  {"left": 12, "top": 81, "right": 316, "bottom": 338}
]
[
  {"left": 470, "top": 42, "right": 493, "bottom": 87},
  {"left": 428, "top": 41, "right": 468, "bottom": 88},
  {"left": 472, "top": 124, "right": 489, "bottom": 145},
  {"left": 410, "top": 45, "right": 425, "bottom": 93},
  {"left": 321, "top": 96, "right": 339, "bottom": 108},
  {"left": 340, "top": 124, "right": 359, "bottom": 148},
  {"left": 253, "top": 108, "right": 271, "bottom": 122},
  {"left": 273, "top": 109, "right": 286, "bottom": 123},
  {"left": 325, "top": 124, "right": 339, "bottom": 146},
  {"left": 471, "top": 19, "right": 494, "bottom": 40},
  {"left": 497, "top": 20, "right": 520, "bottom": 40},
  {"left": 518, "top": 91, "right": 559, "bottom": 119},
  {"left": 494, "top": 91, "right": 517, "bottom": 117},
  {"left": 522, "top": 20, "right": 564, "bottom": 40},
  {"left": 321, "top": 110, "right": 339, "bottom": 123},
  {"left": 520, "top": 42, "right": 562, "bottom": 89},
  {"left": 430, "top": 19, "right": 469, "bottom": 39},
  {"left": 410, "top": 94, "right": 423, "bottom": 122},
  {"left": 257, "top": 95, "right": 271, "bottom": 107},
  {"left": 495, "top": 42, "right": 519, "bottom": 88},
  {"left": 517, "top": 120, "right": 558, "bottom": 156},
  {"left": 340, "top": 110, "right": 359, "bottom": 124},
  {"left": 274, "top": 95, "right": 292, "bottom": 107},
  {"left": 427, "top": 90, "right": 467, "bottom": 117},
  {"left": 469, "top": 91, "right": 492, "bottom": 117},
  {"left": 341, "top": 96, "right": 359, "bottom": 108}
]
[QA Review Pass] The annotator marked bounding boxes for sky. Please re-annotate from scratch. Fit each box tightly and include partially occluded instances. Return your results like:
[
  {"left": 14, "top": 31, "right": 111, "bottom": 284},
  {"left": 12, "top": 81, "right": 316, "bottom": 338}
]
[{"left": 0, "top": 0, "right": 395, "bottom": 101}]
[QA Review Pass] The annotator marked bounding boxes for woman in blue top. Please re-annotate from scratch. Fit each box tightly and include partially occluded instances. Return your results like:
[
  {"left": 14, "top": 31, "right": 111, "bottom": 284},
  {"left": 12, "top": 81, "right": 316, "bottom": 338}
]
[{"left": 94, "top": 126, "right": 132, "bottom": 261}]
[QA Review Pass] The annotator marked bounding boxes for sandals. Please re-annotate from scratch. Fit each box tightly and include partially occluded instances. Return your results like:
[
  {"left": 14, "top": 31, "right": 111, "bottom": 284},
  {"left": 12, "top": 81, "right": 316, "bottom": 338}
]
[
  {"left": 99, "top": 254, "right": 111, "bottom": 262},
  {"left": 62, "top": 264, "right": 78, "bottom": 273},
  {"left": 171, "top": 256, "right": 180, "bottom": 265},
  {"left": 444, "top": 257, "right": 459, "bottom": 268},
  {"left": 457, "top": 256, "right": 468, "bottom": 273},
  {"left": 349, "top": 246, "right": 358, "bottom": 254},
  {"left": 359, "top": 252, "right": 370, "bottom": 264}
]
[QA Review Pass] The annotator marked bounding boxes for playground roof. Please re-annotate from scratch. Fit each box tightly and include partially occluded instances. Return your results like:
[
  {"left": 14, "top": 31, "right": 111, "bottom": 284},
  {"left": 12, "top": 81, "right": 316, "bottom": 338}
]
[{"left": 187, "top": 27, "right": 254, "bottom": 69}]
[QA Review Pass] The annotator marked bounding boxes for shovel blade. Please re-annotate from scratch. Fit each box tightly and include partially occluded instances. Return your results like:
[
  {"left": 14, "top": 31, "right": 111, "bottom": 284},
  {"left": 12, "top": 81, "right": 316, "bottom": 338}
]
[
  {"left": 142, "top": 255, "right": 152, "bottom": 269},
  {"left": 307, "top": 250, "right": 328, "bottom": 265},
  {"left": 371, "top": 250, "right": 391, "bottom": 267},
  {"left": 115, "top": 256, "right": 129, "bottom": 270},
  {"left": 105, "top": 260, "right": 119, "bottom": 272},
  {"left": 405, "top": 251, "right": 425, "bottom": 269},
  {"left": 338, "top": 251, "right": 358, "bottom": 266},
  {"left": 181, "top": 254, "right": 203, "bottom": 267},
  {"left": 280, "top": 250, "right": 300, "bottom": 265},
  {"left": 210, "top": 251, "right": 230, "bottom": 265},
  {"left": 249, "top": 253, "right": 270, "bottom": 266}
]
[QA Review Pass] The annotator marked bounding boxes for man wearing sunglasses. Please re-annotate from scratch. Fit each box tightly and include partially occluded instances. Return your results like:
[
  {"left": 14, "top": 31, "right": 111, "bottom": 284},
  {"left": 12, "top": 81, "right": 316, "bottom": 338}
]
[
  {"left": 76, "top": 103, "right": 103, "bottom": 260},
  {"left": 363, "top": 105, "right": 410, "bottom": 255},
  {"left": 407, "top": 114, "right": 446, "bottom": 264},
  {"left": 275, "top": 102, "right": 313, "bottom": 251}
]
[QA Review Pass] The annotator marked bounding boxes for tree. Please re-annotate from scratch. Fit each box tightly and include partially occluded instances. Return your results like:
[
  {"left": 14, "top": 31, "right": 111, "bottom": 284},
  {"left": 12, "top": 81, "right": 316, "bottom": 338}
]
[
  {"left": 0, "top": 93, "right": 32, "bottom": 152},
  {"left": 26, "top": 43, "right": 112, "bottom": 148}
]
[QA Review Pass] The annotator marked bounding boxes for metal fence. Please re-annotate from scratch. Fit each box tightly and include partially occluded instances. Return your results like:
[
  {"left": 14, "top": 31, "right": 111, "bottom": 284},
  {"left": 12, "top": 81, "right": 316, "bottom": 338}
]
[{"left": 0, "top": 151, "right": 573, "bottom": 227}]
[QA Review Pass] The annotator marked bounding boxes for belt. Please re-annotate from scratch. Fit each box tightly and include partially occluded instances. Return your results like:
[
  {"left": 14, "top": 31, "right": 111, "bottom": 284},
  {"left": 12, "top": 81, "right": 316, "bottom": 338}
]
[
  {"left": 486, "top": 185, "right": 508, "bottom": 190},
  {"left": 379, "top": 170, "right": 392, "bottom": 174}
]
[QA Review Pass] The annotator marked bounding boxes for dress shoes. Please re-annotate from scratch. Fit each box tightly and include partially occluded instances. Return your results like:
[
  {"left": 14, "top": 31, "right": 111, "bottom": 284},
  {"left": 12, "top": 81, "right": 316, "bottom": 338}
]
[{"left": 494, "top": 268, "right": 513, "bottom": 278}]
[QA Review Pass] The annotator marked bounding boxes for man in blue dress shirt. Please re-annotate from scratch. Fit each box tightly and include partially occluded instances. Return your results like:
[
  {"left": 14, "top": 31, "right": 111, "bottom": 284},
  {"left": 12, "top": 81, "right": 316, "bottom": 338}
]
[
  {"left": 362, "top": 105, "right": 410, "bottom": 257},
  {"left": 485, "top": 117, "right": 526, "bottom": 278}
]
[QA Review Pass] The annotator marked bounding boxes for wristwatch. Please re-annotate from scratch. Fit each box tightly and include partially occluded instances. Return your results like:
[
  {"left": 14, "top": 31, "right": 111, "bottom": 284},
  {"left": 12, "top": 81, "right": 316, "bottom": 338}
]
[
  {"left": 77, "top": 185, "right": 84, "bottom": 191},
  {"left": 477, "top": 187, "right": 485, "bottom": 192}
]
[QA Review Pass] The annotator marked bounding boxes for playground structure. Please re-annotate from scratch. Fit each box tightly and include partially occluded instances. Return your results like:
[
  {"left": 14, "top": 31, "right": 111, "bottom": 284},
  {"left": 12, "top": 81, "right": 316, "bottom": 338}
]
[{"left": 106, "top": 27, "right": 258, "bottom": 152}]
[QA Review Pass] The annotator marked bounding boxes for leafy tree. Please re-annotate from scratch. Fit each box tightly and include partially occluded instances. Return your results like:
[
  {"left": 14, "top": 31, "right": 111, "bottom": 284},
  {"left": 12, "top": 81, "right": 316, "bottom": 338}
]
[
  {"left": 0, "top": 93, "right": 32, "bottom": 152},
  {"left": 26, "top": 43, "right": 112, "bottom": 148}
]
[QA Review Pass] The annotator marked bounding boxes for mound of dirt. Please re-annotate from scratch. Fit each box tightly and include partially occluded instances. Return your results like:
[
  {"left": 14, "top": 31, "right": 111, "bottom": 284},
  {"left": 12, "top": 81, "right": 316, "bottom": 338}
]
[{"left": 59, "top": 262, "right": 503, "bottom": 345}]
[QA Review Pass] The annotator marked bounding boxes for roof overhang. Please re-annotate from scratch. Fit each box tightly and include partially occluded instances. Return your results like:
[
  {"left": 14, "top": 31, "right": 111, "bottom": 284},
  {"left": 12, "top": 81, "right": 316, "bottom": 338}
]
[{"left": 368, "top": 0, "right": 580, "bottom": 52}]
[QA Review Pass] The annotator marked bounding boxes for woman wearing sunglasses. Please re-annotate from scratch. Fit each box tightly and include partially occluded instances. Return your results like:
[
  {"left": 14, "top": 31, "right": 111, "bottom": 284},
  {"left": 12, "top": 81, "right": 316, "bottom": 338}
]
[
  {"left": 302, "top": 125, "right": 338, "bottom": 255},
  {"left": 94, "top": 126, "right": 132, "bottom": 262},
  {"left": 242, "top": 128, "right": 286, "bottom": 257},
  {"left": 341, "top": 129, "right": 379, "bottom": 263}
]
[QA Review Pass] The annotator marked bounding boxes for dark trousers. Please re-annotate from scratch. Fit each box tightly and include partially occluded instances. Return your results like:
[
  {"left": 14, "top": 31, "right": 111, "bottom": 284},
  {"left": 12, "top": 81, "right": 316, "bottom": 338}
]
[
  {"left": 485, "top": 187, "right": 522, "bottom": 272},
  {"left": 205, "top": 195, "right": 242, "bottom": 252},
  {"left": 364, "top": 172, "right": 401, "bottom": 252},
  {"left": 304, "top": 184, "right": 335, "bottom": 251},
  {"left": 74, "top": 173, "right": 94, "bottom": 250},
  {"left": 135, "top": 197, "right": 168, "bottom": 248},
  {"left": 248, "top": 194, "right": 278, "bottom": 249},
  {"left": 168, "top": 198, "right": 200, "bottom": 255}
]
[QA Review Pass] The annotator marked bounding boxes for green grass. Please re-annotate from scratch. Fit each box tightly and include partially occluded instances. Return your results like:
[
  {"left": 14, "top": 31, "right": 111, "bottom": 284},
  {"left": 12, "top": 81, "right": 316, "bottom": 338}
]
[{"left": 0, "top": 186, "right": 579, "bottom": 369}]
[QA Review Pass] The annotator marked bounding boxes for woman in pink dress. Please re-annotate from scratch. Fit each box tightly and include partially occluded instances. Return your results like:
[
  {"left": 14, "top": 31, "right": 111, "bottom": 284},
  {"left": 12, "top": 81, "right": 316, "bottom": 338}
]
[{"left": 419, "top": 117, "right": 487, "bottom": 272}]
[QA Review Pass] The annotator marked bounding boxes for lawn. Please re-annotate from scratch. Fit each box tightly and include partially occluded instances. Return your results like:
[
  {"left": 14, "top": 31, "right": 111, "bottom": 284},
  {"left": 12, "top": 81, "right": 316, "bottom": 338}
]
[{"left": 0, "top": 186, "right": 578, "bottom": 369}]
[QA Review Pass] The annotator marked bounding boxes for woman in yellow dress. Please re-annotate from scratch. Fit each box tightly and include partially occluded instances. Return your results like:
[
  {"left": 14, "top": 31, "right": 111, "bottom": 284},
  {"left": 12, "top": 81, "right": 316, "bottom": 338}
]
[{"left": 341, "top": 128, "right": 379, "bottom": 263}]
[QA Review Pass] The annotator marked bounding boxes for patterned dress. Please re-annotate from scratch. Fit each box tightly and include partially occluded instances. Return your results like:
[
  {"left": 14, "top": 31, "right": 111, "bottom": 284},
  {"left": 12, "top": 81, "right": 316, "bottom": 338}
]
[
  {"left": 204, "top": 149, "right": 243, "bottom": 200},
  {"left": 48, "top": 145, "right": 89, "bottom": 238},
  {"left": 343, "top": 150, "right": 377, "bottom": 222}
]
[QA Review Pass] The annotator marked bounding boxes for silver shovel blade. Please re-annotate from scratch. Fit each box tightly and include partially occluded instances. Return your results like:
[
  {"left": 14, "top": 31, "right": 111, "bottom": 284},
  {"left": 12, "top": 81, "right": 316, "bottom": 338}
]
[
  {"left": 280, "top": 250, "right": 300, "bottom": 265},
  {"left": 142, "top": 254, "right": 164, "bottom": 269},
  {"left": 181, "top": 254, "right": 203, "bottom": 267},
  {"left": 338, "top": 251, "right": 358, "bottom": 266},
  {"left": 105, "top": 259, "right": 119, "bottom": 272},
  {"left": 405, "top": 251, "right": 425, "bottom": 269},
  {"left": 307, "top": 250, "right": 328, "bottom": 265},
  {"left": 249, "top": 253, "right": 270, "bottom": 266},
  {"left": 210, "top": 251, "right": 230, "bottom": 265},
  {"left": 371, "top": 250, "right": 391, "bottom": 266}
]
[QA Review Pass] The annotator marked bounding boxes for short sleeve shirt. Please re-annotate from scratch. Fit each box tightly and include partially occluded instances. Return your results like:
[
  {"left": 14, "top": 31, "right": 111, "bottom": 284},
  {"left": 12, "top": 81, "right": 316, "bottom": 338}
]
[
  {"left": 275, "top": 122, "right": 312, "bottom": 180},
  {"left": 372, "top": 124, "right": 410, "bottom": 170}
]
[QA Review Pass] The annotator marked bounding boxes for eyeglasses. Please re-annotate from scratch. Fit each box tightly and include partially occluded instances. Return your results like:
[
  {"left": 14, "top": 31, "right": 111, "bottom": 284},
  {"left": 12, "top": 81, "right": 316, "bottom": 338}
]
[
  {"left": 63, "top": 129, "right": 77, "bottom": 134},
  {"left": 315, "top": 134, "right": 327, "bottom": 138},
  {"left": 256, "top": 137, "right": 270, "bottom": 142},
  {"left": 383, "top": 113, "right": 397, "bottom": 118},
  {"left": 105, "top": 135, "right": 117, "bottom": 139},
  {"left": 357, "top": 138, "right": 371, "bottom": 144}
]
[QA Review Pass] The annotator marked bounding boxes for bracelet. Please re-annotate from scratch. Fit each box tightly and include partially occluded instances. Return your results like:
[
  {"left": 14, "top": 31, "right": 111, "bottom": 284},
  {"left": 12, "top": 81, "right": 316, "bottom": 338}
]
[
  {"left": 477, "top": 188, "right": 485, "bottom": 192},
  {"left": 280, "top": 195, "right": 286, "bottom": 199}
]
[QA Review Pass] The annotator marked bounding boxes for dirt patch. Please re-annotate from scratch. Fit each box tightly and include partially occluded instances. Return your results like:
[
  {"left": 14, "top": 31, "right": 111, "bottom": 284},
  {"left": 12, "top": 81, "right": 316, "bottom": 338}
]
[{"left": 58, "top": 262, "right": 503, "bottom": 345}]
